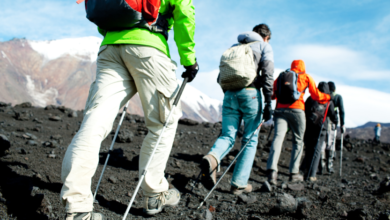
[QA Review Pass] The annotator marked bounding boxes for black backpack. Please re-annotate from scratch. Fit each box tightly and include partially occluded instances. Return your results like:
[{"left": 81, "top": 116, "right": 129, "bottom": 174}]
[
  {"left": 307, "top": 101, "right": 330, "bottom": 126},
  {"left": 77, "top": 0, "right": 171, "bottom": 39},
  {"left": 276, "top": 69, "right": 305, "bottom": 104},
  {"left": 306, "top": 82, "right": 331, "bottom": 126}
]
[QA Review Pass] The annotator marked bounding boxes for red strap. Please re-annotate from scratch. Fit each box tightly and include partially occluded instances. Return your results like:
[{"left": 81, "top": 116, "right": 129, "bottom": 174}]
[
  {"left": 322, "top": 102, "right": 330, "bottom": 124},
  {"left": 76, "top": 0, "right": 85, "bottom": 4}
]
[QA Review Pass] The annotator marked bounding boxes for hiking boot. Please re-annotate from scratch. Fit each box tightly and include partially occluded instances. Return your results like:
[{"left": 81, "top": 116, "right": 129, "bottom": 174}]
[
  {"left": 309, "top": 176, "right": 317, "bottom": 182},
  {"left": 267, "top": 170, "right": 278, "bottom": 185},
  {"left": 231, "top": 184, "right": 253, "bottom": 195},
  {"left": 200, "top": 154, "right": 218, "bottom": 190},
  {"left": 289, "top": 173, "right": 304, "bottom": 182},
  {"left": 143, "top": 188, "right": 180, "bottom": 215},
  {"left": 65, "top": 212, "right": 105, "bottom": 220}
]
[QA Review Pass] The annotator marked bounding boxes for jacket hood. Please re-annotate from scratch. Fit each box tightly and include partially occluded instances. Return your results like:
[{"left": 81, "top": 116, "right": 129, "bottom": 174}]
[
  {"left": 318, "top": 82, "right": 331, "bottom": 95},
  {"left": 237, "top": 31, "right": 263, "bottom": 44},
  {"left": 291, "top": 60, "right": 306, "bottom": 74}
]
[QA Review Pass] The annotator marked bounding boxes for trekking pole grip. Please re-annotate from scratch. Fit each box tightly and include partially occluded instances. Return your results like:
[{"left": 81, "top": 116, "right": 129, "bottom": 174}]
[{"left": 173, "top": 78, "right": 188, "bottom": 106}]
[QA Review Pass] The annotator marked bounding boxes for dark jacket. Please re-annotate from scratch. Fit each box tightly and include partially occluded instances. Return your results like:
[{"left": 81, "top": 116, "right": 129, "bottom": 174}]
[{"left": 332, "top": 94, "right": 345, "bottom": 126}]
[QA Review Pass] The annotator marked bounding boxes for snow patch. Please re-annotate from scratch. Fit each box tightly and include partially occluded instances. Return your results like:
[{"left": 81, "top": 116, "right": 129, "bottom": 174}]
[
  {"left": 25, "top": 75, "right": 58, "bottom": 107},
  {"left": 28, "top": 36, "right": 102, "bottom": 62},
  {"left": 1, "top": 51, "right": 6, "bottom": 58},
  {"left": 178, "top": 80, "right": 222, "bottom": 121}
]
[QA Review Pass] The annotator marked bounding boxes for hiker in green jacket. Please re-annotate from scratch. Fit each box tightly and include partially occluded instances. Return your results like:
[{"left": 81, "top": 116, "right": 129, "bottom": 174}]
[{"left": 61, "top": 1, "right": 198, "bottom": 219}]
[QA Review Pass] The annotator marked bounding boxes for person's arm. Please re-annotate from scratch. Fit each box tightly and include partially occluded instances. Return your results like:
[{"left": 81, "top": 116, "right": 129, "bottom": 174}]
[
  {"left": 259, "top": 44, "right": 274, "bottom": 103},
  {"left": 271, "top": 78, "right": 278, "bottom": 100},
  {"left": 307, "top": 75, "right": 331, "bottom": 102},
  {"left": 328, "top": 102, "right": 338, "bottom": 125},
  {"left": 170, "top": 0, "right": 196, "bottom": 66},
  {"left": 337, "top": 95, "right": 345, "bottom": 126}
]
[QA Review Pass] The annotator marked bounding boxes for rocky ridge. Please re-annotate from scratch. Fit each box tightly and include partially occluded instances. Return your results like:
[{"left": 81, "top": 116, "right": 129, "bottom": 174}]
[{"left": 0, "top": 102, "right": 390, "bottom": 219}]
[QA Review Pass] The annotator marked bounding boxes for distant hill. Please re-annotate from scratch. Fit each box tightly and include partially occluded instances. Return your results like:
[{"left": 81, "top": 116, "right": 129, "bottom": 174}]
[
  {"left": 0, "top": 37, "right": 222, "bottom": 122},
  {"left": 357, "top": 122, "right": 390, "bottom": 128}
]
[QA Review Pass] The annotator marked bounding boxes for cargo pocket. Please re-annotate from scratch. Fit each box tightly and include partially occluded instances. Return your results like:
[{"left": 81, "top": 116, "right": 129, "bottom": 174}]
[{"left": 156, "top": 83, "right": 182, "bottom": 125}]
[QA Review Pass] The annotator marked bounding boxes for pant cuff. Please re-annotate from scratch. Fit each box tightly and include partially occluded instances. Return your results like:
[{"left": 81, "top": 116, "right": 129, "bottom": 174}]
[{"left": 207, "top": 152, "right": 221, "bottom": 172}]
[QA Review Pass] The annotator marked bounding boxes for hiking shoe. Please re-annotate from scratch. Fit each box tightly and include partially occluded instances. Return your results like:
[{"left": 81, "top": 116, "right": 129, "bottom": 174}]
[
  {"left": 231, "top": 184, "right": 253, "bottom": 195},
  {"left": 309, "top": 176, "right": 317, "bottom": 182},
  {"left": 267, "top": 170, "right": 278, "bottom": 185},
  {"left": 143, "top": 188, "right": 180, "bottom": 215},
  {"left": 200, "top": 154, "right": 218, "bottom": 190},
  {"left": 65, "top": 212, "right": 105, "bottom": 220},
  {"left": 289, "top": 173, "right": 304, "bottom": 182}
]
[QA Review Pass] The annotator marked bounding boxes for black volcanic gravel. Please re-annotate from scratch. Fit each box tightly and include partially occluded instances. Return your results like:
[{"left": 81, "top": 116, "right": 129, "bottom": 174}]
[{"left": 0, "top": 102, "right": 390, "bottom": 219}]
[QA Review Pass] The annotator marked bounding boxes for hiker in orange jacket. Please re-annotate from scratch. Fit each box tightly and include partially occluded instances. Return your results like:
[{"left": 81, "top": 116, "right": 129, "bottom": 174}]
[{"left": 266, "top": 60, "right": 332, "bottom": 185}]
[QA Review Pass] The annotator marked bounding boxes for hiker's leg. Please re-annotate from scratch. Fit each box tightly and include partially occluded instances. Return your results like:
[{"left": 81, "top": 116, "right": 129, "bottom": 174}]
[
  {"left": 308, "top": 128, "right": 326, "bottom": 178},
  {"left": 286, "top": 109, "right": 305, "bottom": 174},
  {"left": 61, "top": 45, "right": 137, "bottom": 213},
  {"left": 266, "top": 109, "right": 288, "bottom": 172},
  {"left": 120, "top": 45, "right": 182, "bottom": 196},
  {"left": 231, "top": 88, "right": 262, "bottom": 188},
  {"left": 208, "top": 90, "right": 241, "bottom": 164}
]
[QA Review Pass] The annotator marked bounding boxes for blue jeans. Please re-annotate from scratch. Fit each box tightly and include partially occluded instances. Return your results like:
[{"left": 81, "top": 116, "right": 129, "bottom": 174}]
[{"left": 208, "top": 88, "right": 262, "bottom": 188}]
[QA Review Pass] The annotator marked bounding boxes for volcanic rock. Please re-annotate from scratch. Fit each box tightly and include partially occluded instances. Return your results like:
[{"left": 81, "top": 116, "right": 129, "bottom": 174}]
[
  {"left": 179, "top": 118, "right": 199, "bottom": 126},
  {"left": 15, "top": 111, "right": 30, "bottom": 121},
  {"left": 376, "top": 177, "right": 390, "bottom": 194},
  {"left": 271, "top": 193, "right": 297, "bottom": 215},
  {"left": 49, "top": 116, "right": 62, "bottom": 121},
  {"left": 260, "top": 181, "right": 273, "bottom": 192},
  {"left": 15, "top": 102, "right": 32, "bottom": 108},
  {"left": 238, "top": 194, "right": 257, "bottom": 204},
  {"left": 115, "top": 129, "right": 134, "bottom": 143},
  {"left": 109, "top": 176, "right": 118, "bottom": 184},
  {"left": 35, "top": 194, "right": 53, "bottom": 217},
  {"left": 287, "top": 183, "right": 305, "bottom": 191},
  {"left": 68, "top": 111, "right": 78, "bottom": 118},
  {"left": 0, "top": 134, "right": 11, "bottom": 156},
  {"left": 27, "top": 140, "right": 38, "bottom": 146}
]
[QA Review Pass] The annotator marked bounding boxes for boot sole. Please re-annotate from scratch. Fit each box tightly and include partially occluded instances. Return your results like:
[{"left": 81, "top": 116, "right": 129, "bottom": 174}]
[{"left": 200, "top": 158, "right": 216, "bottom": 190}]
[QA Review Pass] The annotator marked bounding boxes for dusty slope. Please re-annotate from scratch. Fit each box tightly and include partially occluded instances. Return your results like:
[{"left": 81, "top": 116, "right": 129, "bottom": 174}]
[{"left": 0, "top": 102, "right": 390, "bottom": 219}]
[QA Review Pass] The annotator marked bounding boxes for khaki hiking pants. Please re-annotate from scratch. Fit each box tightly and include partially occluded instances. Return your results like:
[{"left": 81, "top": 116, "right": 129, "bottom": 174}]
[{"left": 60, "top": 44, "right": 182, "bottom": 213}]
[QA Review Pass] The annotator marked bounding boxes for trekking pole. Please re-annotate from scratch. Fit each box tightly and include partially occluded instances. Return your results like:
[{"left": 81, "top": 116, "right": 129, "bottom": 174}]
[
  {"left": 267, "top": 123, "right": 274, "bottom": 141},
  {"left": 306, "top": 102, "right": 330, "bottom": 181},
  {"left": 93, "top": 100, "right": 130, "bottom": 201},
  {"left": 333, "top": 128, "right": 338, "bottom": 159},
  {"left": 122, "top": 78, "right": 189, "bottom": 220},
  {"left": 340, "top": 133, "right": 343, "bottom": 177},
  {"left": 197, "top": 119, "right": 265, "bottom": 210}
]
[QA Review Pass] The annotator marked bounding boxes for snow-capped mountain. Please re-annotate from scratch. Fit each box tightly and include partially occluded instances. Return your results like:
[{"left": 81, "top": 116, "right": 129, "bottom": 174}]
[{"left": 0, "top": 37, "right": 222, "bottom": 122}]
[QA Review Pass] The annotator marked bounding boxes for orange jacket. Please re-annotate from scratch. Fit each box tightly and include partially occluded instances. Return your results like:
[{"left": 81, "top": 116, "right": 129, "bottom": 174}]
[{"left": 272, "top": 60, "right": 330, "bottom": 110}]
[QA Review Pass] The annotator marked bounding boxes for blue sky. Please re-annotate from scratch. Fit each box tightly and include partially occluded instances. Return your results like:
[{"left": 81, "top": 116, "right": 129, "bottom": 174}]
[{"left": 1, "top": 0, "right": 390, "bottom": 126}]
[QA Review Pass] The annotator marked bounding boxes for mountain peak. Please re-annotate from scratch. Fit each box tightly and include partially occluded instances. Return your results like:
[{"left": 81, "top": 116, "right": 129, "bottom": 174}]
[{"left": 28, "top": 36, "right": 103, "bottom": 62}]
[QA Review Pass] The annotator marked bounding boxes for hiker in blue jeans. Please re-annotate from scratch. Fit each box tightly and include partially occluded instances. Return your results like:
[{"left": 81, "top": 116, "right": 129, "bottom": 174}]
[{"left": 200, "top": 24, "right": 274, "bottom": 195}]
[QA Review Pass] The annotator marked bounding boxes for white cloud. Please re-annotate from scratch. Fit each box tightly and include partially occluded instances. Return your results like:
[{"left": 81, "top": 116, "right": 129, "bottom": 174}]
[{"left": 285, "top": 45, "right": 390, "bottom": 80}]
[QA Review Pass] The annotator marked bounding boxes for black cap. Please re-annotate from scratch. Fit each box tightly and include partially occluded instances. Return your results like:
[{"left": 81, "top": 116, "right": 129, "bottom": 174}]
[{"left": 328, "top": 81, "right": 336, "bottom": 92}]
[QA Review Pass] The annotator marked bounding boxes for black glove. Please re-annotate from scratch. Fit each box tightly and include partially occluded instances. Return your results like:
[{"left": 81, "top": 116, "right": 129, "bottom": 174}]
[
  {"left": 341, "top": 125, "right": 346, "bottom": 133},
  {"left": 263, "top": 103, "right": 273, "bottom": 122},
  {"left": 181, "top": 61, "right": 199, "bottom": 82}
]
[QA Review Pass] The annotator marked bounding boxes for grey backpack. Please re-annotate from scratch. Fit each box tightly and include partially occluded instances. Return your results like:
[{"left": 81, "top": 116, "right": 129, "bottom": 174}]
[{"left": 218, "top": 42, "right": 257, "bottom": 90}]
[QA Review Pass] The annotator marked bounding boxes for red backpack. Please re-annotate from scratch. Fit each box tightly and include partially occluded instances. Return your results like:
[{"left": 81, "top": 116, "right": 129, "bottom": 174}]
[{"left": 77, "top": 0, "right": 170, "bottom": 39}]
